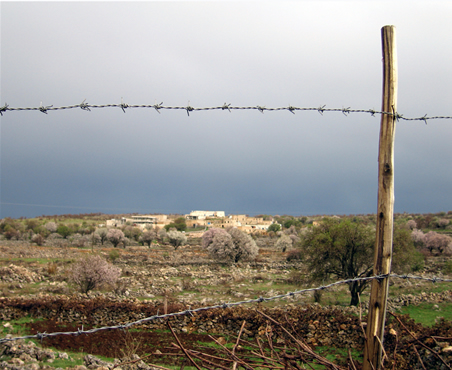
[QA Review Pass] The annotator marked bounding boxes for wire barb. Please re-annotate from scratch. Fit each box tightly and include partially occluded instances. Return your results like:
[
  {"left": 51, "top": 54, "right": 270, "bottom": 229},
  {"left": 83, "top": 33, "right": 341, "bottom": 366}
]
[
  {"left": 287, "top": 105, "right": 296, "bottom": 114},
  {"left": 39, "top": 102, "right": 53, "bottom": 114},
  {"left": 0, "top": 103, "right": 9, "bottom": 116},
  {"left": 222, "top": 102, "right": 231, "bottom": 112},
  {"left": 317, "top": 105, "right": 326, "bottom": 115},
  {"left": 342, "top": 107, "right": 351, "bottom": 116},
  {"left": 79, "top": 99, "right": 91, "bottom": 111},
  {"left": 153, "top": 102, "right": 163, "bottom": 114},
  {"left": 421, "top": 114, "right": 428, "bottom": 125},
  {"left": 120, "top": 97, "right": 128, "bottom": 113},
  {"left": 186, "top": 101, "right": 194, "bottom": 116}
]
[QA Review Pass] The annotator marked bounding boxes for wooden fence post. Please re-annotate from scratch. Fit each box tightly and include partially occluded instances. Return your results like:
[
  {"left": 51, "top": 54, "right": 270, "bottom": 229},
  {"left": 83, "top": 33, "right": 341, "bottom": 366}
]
[{"left": 363, "top": 25, "right": 398, "bottom": 370}]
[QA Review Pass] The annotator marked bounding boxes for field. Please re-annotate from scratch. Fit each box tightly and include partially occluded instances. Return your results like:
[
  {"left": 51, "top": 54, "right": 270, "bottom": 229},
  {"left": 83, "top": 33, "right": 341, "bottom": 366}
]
[{"left": 1, "top": 235, "right": 452, "bottom": 369}]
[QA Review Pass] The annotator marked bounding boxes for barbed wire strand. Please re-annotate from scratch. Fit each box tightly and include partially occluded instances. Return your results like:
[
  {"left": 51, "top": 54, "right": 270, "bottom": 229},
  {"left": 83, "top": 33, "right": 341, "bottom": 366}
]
[
  {"left": 1, "top": 101, "right": 451, "bottom": 123},
  {"left": 1, "top": 273, "right": 451, "bottom": 344}
]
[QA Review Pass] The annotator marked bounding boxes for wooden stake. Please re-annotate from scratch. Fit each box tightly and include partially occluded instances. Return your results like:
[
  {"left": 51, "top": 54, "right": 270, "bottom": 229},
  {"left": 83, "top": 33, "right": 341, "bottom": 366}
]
[{"left": 363, "top": 25, "right": 398, "bottom": 370}]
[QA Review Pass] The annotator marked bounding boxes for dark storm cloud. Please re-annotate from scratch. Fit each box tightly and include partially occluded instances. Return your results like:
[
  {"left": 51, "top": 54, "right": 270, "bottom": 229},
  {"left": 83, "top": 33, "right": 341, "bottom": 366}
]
[{"left": 1, "top": 1, "right": 451, "bottom": 219}]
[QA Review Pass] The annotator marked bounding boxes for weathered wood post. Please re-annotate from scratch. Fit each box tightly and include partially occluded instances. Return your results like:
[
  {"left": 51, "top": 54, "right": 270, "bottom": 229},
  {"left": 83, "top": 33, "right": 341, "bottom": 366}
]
[{"left": 363, "top": 25, "right": 398, "bottom": 370}]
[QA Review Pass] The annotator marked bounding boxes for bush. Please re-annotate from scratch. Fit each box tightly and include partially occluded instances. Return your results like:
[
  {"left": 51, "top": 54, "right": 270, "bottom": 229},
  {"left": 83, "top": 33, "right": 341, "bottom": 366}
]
[
  {"left": 443, "top": 260, "right": 452, "bottom": 275},
  {"left": 70, "top": 255, "right": 121, "bottom": 294},
  {"left": 109, "top": 249, "right": 120, "bottom": 262}
]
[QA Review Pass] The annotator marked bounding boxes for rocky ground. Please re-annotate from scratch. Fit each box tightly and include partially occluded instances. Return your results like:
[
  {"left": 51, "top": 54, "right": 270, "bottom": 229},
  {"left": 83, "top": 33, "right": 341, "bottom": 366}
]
[{"left": 1, "top": 241, "right": 452, "bottom": 369}]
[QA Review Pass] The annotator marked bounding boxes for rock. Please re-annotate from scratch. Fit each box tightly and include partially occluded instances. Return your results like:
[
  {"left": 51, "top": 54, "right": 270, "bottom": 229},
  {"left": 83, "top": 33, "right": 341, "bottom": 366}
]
[{"left": 9, "top": 358, "right": 24, "bottom": 366}]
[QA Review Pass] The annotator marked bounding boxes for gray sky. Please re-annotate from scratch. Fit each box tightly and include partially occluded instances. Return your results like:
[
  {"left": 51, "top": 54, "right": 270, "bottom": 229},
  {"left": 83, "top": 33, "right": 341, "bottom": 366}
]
[{"left": 1, "top": 1, "right": 451, "bottom": 219}]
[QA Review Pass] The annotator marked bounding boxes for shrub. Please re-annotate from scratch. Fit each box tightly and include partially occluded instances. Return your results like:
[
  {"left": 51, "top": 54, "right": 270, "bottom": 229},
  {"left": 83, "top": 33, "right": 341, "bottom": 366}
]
[
  {"left": 443, "top": 260, "right": 452, "bottom": 275},
  {"left": 109, "top": 249, "right": 120, "bottom": 262},
  {"left": 70, "top": 255, "right": 121, "bottom": 294}
]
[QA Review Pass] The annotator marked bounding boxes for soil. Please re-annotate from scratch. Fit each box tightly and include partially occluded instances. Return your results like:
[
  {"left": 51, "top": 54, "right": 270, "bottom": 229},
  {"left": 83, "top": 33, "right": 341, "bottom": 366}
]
[{"left": 26, "top": 319, "right": 225, "bottom": 367}]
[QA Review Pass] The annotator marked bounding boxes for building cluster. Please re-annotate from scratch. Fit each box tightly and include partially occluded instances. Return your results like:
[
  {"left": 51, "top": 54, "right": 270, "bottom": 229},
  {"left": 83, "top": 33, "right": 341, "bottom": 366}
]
[{"left": 106, "top": 210, "right": 275, "bottom": 233}]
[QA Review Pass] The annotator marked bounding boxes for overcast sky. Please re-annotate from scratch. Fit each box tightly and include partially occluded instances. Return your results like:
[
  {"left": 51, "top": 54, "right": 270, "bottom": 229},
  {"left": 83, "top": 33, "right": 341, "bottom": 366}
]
[{"left": 1, "top": 1, "right": 451, "bottom": 219}]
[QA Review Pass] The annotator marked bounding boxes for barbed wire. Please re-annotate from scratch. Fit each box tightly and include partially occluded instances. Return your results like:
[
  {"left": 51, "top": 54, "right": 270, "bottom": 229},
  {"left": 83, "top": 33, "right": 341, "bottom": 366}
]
[
  {"left": 1, "top": 100, "right": 451, "bottom": 123},
  {"left": 1, "top": 273, "right": 451, "bottom": 344}
]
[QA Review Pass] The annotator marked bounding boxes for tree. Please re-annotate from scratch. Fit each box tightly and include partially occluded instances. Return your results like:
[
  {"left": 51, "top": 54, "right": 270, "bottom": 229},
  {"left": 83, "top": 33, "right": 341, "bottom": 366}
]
[
  {"left": 406, "top": 220, "right": 417, "bottom": 230},
  {"left": 107, "top": 228, "right": 125, "bottom": 248},
  {"left": 165, "top": 217, "right": 187, "bottom": 232},
  {"left": 56, "top": 224, "right": 72, "bottom": 239},
  {"left": 70, "top": 255, "right": 121, "bottom": 295},
  {"left": 424, "top": 231, "right": 452, "bottom": 255},
  {"left": 158, "top": 227, "right": 167, "bottom": 242},
  {"left": 167, "top": 230, "right": 187, "bottom": 250},
  {"left": 140, "top": 229, "right": 157, "bottom": 248},
  {"left": 411, "top": 229, "right": 425, "bottom": 247},
  {"left": 202, "top": 228, "right": 228, "bottom": 249},
  {"left": 45, "top": 222, "right": 58, "bottom": 233},
  {"left": 275, "top": 234, "right": 292, "bottom": 252},
  {"left": 95, "top": 228, "right": 108, "bottom": 245},
  {"left": 267, "top": 223, "right": 281, "bottom": 233},
  {"left": 203, "top": 228, "right": 259, "bottom": 263},
  {"left": 301, "top": 219, "right": 374, "bottom": 306},
  {"left": 301, "top": 218, "right": 419, "bottom": 306}
]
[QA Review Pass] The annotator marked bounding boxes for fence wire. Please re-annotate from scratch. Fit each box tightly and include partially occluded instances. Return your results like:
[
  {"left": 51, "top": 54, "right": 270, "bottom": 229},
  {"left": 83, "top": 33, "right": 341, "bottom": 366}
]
[
  {"left": 1, "top": 101, "right": 452, "bottom": 123},
  {"left": 1, "top": 273, "right": 451, "bottom": 344}
]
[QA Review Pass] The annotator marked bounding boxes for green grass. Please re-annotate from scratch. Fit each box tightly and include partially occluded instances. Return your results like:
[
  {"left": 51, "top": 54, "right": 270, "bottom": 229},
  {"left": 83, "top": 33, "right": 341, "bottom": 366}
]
[
  {"left": 1, "top": 316, "right": 43, "bottom": 336},
  {"left": 397, "top": 302, "right": 452, "bottom": 327}
]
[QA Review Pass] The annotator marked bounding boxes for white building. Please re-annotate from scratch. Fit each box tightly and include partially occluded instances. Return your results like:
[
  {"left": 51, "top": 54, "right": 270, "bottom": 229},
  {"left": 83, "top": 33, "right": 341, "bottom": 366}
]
[{"left": 185, "top": 210, "right": 225, "bottom": 220}]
